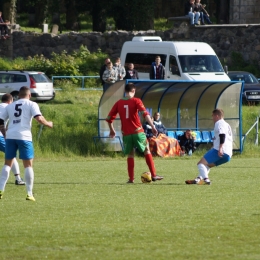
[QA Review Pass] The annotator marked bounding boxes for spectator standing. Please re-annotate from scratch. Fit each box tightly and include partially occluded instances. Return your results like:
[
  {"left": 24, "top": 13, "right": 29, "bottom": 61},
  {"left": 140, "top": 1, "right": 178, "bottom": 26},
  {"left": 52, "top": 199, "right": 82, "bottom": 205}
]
[
  {"left": 124, "top": 63, "right": 139, "bottom": 80},
  {"left": 0, "top": 87, "right": 53, "bottom": 201},
  {"left": 106, "top": 83, "right": 163, "bottom": 183},
  {"left": 114, "top": 57, "right": 126, "bottom": 81},
  {"left": 0, "top": 11, "right": 9, "bottom": 39},
  {"left": 102, "top": 62, "right": 118, "bottom": 92},
  {"left": 0, "top": 94, "right": 25, "bottom": 185},
  {"left": 150, "top": 56, "right": 165, "bottom": 80},
  {"left": 184, "top": 0, "right": 200, "bottom": 26},
  {"left": 185, "top": 109, "right": 233, "bottom": 185},
  {"left": 153, "top": 112, "right": 167, "bottom": 135},
  {"left": 179, "top": 129, "right": 196, "bottom": 155},
  {"left": 99, "top": 58, "right": 111, "bottom": 89}
]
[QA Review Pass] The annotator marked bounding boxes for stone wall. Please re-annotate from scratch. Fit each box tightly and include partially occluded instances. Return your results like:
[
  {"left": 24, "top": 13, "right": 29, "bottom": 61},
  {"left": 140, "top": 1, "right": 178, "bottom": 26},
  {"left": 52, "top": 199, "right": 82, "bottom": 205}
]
[
  {"left": 230, "top": 0, "right": 260, "bottom": 24},
  {"left": 1, "top": 23, "right": 260, "bottom": 69}
]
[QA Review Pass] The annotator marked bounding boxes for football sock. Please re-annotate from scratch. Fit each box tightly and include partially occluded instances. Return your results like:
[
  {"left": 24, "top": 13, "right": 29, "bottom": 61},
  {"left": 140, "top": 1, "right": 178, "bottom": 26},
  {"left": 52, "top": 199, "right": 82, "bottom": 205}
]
[
  {"left": 25, "top": 167, "right": 34, "bottom": 197},
  {"left": 205, "top": 165, "right": 210, "bottom": 175},
  {"left": 0, "top": 165, "right": 11, "bottom": 191},
  {"left": 127, "top": 158, "right": 134, "bottom": 181},
  {"left": 145, "top": 153, "right": 156, "bottom": 177},
  {"left": 197, "top": 163, "right": 208, "bottom": 179},
  {"left": 11, "top": 159, "right": 21, "bottom": 180}
]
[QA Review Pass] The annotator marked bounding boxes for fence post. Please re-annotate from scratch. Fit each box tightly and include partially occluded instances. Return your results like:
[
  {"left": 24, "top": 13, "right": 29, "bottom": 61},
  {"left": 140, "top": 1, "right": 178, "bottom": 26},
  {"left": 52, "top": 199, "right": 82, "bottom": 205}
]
[{"left": 255, "top": 116, "right": 259, "bottom": 145}]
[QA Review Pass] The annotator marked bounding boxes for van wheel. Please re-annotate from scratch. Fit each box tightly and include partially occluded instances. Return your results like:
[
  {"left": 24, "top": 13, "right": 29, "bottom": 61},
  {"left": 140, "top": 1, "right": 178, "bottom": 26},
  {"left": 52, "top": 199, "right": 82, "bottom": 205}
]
[{"left": 11, "top": 91, "right": 19, "bottom": 101}]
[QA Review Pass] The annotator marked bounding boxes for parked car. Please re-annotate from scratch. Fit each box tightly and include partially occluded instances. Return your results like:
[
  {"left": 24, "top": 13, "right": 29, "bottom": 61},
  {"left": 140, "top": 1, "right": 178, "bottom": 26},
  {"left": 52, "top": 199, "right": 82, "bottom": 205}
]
[
  {"left": 0, "top": 70, "right": 55, "bottom": 101},
  {"left": 227, "top": 71, "right": 260, "bottom": 103}
]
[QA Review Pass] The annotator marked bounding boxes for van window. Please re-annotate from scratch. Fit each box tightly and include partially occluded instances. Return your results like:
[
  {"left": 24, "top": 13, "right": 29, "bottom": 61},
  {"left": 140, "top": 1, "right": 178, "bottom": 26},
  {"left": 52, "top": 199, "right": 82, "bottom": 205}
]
[
  {"left": 125, "top": 53, "right": 167, "bottom": 73},
  {"left": 179, "top": 55, "right": 224, "bottom": 73},
  {"left": 169, "top": 55, "right": 180, "bottom": 75}
]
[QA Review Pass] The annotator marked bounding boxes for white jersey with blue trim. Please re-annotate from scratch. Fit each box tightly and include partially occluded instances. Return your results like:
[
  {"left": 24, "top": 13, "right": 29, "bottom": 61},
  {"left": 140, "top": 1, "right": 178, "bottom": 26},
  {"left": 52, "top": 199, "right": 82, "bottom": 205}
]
[
  {"left": 1, "top": 99, "right": 42, "bottom": 141},
  {"left": 0, "top": 103, "right": 8, "bottom": 137},
  {"left": 213, "top": 118, "right": 233, "bottom": 157}
]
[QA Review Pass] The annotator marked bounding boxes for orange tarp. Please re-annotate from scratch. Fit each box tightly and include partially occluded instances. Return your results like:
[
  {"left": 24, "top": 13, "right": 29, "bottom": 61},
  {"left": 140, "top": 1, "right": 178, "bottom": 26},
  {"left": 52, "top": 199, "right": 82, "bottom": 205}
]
[{"left": 149, "top": 134, "right": 181, "bottom": 157}]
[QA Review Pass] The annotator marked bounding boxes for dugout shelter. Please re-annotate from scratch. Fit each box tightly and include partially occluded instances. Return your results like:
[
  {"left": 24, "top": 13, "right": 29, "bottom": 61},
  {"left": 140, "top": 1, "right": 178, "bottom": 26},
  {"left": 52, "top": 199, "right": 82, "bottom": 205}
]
[{"left": 95, "top": 80, "right": 243, "bottom": 152}]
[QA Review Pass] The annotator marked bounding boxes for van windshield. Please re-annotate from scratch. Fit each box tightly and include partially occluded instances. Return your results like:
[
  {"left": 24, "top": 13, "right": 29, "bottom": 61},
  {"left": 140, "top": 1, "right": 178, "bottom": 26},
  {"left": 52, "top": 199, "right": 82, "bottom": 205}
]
[{"left": 179, "top": 55, "right": 224, "bottom": 73}]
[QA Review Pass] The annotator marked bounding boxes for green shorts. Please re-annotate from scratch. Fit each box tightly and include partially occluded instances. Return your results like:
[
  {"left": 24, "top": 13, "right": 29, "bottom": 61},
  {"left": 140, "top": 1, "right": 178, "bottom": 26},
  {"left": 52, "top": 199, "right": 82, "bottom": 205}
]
[{"left": 123, "top": 132, "right": 148, "bottom": 155}]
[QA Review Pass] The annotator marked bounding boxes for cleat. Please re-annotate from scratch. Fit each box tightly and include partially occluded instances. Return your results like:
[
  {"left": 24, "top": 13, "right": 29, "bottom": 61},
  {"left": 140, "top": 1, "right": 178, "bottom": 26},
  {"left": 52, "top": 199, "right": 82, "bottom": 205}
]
[
  {"left": 26, "top": 195, "right": 35, "bottom": 202},
  {"left": 15, "top": 179, "right": 26, "bottom": 185},
  {"left": 152, "top": 175, "right": 164, "bottom": 181},
  {"left": 203, "top": 178, "right": 211, "bottom": 185},
  {"left": 185, "top": 179, "right": 198, "bottom": 184},
  {"left": 0, "top": 190, "right": 3, "bottom": 199},
  {"left": 126, "top": 180, "right": 134, "bottom": 183}
]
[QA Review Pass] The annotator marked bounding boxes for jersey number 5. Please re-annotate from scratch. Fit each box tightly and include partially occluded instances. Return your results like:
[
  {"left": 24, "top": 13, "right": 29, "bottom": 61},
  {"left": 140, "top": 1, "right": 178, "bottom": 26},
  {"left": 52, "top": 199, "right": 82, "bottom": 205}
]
[{"left": 14, "top": 104, "right": 22, "bottom": 117}]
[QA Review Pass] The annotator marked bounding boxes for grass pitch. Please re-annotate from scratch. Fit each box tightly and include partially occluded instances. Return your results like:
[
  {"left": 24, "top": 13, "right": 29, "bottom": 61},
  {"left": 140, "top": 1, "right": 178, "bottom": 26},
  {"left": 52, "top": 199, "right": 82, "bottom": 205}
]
[{"left": 0, "top": 157, "right": 259, "bottom": 260}]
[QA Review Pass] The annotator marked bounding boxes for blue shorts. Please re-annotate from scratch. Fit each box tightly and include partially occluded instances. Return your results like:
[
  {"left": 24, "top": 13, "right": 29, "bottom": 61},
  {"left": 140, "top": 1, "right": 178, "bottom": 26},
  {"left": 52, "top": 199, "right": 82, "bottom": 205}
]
[
  {"left": 204, "top": 148, "right": 230, "bottom": 166},
  {"left": 0, "top": 136, "right": 6, "bottom": 153},
  {"left": 5, "top": 139, "right": 34, "bottom": 160}
]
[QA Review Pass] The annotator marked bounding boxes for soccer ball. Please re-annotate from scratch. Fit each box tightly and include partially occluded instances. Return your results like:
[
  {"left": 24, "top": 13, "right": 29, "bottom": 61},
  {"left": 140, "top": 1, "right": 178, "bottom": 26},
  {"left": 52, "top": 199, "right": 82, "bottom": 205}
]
[{"left": 141, "top": 172, "right": 152, "bottom": 183}]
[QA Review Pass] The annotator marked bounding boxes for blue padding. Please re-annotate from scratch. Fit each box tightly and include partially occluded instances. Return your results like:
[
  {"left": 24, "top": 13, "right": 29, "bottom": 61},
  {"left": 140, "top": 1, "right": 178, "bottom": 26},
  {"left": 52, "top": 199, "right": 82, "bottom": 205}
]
[
  {"left": 201, "top": 131, "right": 212, "bottom": 143},
  {"left": 193, "top": 131, "right": 202, "bottom": 142},
  {"left": 167, "top": 131, "right": 176, "bottom": 138}
]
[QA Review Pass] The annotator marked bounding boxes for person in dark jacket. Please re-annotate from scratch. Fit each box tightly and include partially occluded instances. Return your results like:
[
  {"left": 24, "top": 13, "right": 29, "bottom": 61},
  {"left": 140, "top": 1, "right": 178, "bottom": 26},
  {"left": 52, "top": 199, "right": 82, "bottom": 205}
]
[
  {"left": 124, "top": 63, "right": 139, "bottom": 79},
  {"left": 179, "top": 129, "right": 196, "bottom": 155},
  {"left": 153, "top": 112, "right": 167, "bottom": 135},
  {"left": 143, "top": 117, "right": 155, "bottom": 139},
  {"left": 99, "top": 57, "right": 111, "bottom": 88},
  {"left": 184, "top": 0, "right": 200, "bottom": 25},
  {"left": 149, "top": 56, "right": 165, "bottom": 80}
]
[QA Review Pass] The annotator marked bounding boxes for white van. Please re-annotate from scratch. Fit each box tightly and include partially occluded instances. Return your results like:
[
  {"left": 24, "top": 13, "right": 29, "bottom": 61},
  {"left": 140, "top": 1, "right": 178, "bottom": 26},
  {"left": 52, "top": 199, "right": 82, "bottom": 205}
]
[{"left": 120, "top": 36, "right": 230, "bottom": 81}]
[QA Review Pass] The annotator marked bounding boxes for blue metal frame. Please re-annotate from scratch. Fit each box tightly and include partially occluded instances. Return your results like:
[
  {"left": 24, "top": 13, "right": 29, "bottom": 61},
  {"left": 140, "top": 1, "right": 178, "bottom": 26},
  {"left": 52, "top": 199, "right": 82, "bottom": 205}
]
[{"left": 52, "top": 76, "right": 100, "bottom": 89}]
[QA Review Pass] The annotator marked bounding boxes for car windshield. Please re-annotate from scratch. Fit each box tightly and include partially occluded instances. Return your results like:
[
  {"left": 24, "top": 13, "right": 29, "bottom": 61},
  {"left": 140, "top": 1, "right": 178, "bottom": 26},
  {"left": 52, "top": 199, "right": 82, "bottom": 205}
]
[
  {"left": 178, "top": 55, "right": 224, "bottom": 73},
  {"left": 29, "top": 73, "right": 51, "bottom": 83},
  {"left": 228, "top": 73, "right": 259, "bottom": 84}
]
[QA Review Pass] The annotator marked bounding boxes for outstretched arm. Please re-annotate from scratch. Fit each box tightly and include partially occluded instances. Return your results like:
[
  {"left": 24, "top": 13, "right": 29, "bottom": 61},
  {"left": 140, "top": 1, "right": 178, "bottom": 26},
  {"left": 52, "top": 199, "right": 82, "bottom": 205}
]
[{"left": 34, "top": 115, "right": 53, "bottom": 128}]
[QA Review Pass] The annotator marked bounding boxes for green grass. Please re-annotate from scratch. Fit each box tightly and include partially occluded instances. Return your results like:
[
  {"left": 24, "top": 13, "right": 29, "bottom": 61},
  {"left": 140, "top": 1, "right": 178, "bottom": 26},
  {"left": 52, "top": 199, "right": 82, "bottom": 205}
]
[{"left": 0, "top": 157, "right": 259, "bottom": 259}]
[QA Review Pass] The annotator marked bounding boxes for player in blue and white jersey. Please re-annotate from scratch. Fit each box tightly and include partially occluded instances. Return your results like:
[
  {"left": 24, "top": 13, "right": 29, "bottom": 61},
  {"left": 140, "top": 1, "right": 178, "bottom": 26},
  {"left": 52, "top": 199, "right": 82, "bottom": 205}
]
[
  {"left": 0, "top": 94, "right": 25, "bottom": 185},
  {"left": 0, "top": 87, "right": 53, "bottom": 201},
  {"left": 185, "top": 108, "right": 233, "bottom": 185}
]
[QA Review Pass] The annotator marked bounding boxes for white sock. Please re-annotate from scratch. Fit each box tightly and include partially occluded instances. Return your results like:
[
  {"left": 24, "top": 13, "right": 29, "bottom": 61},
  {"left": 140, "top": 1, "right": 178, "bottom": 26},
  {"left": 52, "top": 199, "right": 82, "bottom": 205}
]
[
  {"left": 0, "top": 165, "right": 11, "bottom": 191},
  {"left": 205, "top": 165, "right": 210, "bottom": 177},
  {"left": 25, "top": 167, "right": 34, "bottom": 196},
  {"left": 197, "top": 163, "right": 209, "bottom": 179},
  {"left": 11, "top": 158, "right": 21, "bottom": 181}
]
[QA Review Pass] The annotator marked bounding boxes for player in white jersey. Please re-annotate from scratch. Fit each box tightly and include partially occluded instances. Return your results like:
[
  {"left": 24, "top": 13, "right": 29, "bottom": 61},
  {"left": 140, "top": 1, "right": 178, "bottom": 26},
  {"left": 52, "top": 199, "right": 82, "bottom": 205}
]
[
  {"left": 0, "top": 94, "right": 25, "bottom": 185},
  {"left": 185, "top": 108, "right": 233, "bottom": 185},
  {"left": 0, "top": 87, "right": 53, "bottom": 201}
]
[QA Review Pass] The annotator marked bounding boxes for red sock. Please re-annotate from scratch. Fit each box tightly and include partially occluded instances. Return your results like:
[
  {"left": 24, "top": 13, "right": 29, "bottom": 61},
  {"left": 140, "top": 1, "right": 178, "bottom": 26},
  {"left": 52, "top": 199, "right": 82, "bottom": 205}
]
[
  {"left": 127, "top": 158, "right": 134, "bottom": 181},
  {"left": 145, "top": 153, "right": 156, "bottom": 177}
]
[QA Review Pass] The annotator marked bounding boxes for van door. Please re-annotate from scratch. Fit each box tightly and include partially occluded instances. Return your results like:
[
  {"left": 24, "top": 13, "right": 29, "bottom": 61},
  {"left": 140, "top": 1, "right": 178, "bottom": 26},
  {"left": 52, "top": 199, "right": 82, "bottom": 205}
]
[{"left": 167, "top": 55, "right": 181, "bottom": 80}]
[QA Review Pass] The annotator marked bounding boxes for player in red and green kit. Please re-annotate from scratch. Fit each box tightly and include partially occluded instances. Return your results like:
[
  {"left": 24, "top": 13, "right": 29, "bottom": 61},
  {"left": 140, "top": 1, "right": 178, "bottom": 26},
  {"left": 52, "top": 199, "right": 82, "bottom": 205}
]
[{"left": 106, "top": 83, "right": 164, "bottom": 183}]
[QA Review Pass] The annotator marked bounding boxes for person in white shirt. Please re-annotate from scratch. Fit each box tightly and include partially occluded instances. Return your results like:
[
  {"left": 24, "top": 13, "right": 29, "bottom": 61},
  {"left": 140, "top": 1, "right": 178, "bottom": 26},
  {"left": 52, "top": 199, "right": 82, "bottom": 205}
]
[
  {"left": 113, "top": 57, "right": 126, "bottom": 81},
  {"left": 185, "top": 108, "right": 233, "bottom": 185},
  {"left": 0, "top": 94, "right": 25, "bottom": 185},
  {"left": 0, "top": 87, "right": 53, "bottom": 201}
]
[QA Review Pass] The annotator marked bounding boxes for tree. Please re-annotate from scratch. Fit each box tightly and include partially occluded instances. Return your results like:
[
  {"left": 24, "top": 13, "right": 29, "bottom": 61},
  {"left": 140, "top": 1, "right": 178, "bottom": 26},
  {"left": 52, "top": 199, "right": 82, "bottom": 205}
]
[
  {"left": 2, "top": 0, "right": 17, "bottom": 24},
  {"left": 111, "top": 0, "right": 155, "bottom": 30}
]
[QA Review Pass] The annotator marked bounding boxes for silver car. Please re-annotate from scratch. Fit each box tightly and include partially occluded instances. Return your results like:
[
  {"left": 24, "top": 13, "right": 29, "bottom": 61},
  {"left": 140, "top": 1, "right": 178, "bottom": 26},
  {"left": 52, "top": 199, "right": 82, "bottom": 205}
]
[{"left": 0, "top": 70, "right": 55, "bottom": 101}]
